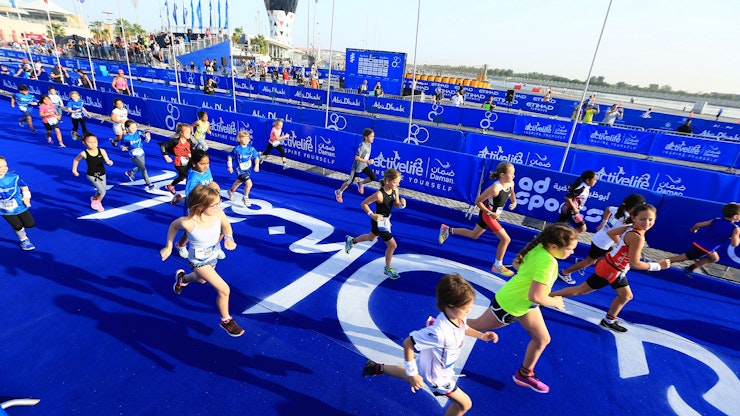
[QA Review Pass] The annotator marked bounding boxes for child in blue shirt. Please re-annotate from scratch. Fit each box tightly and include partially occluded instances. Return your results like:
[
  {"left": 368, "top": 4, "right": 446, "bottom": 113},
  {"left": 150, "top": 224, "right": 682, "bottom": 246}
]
[
  {"left": 10, "top": 85, "right": 37, "bottom": 133},
  {"left": 0, "top": 156, "right": 36, "bottom": 250},
  {"left": 668, "top": 202, "right": 740, "bottom": 276},
  {"left": 120, "top": 120, "right": 154, "bottom": 190},
  {"left": 66, "top": 91, "right": 90, "bottom": 140},
  {"left": 226, "top": 130, "right": 260, "bottom": 206}
]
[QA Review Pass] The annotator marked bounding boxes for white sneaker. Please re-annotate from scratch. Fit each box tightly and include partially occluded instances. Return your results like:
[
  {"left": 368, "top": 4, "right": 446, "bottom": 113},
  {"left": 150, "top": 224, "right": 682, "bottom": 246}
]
[
  {"left": 557, "top": 271, "right": 576, "bottom": 285},
  {"left": 228, "top": 190, "right": 235, "bottom": 201},
  {"left": 177, "top": 244, "right": 188, "bottom": 258},
  {"left": 282, "top": 163, "right": 289, "bottom": 170},
  {"left": 242, "top": 196, "right": 251, "bottom": 206}
]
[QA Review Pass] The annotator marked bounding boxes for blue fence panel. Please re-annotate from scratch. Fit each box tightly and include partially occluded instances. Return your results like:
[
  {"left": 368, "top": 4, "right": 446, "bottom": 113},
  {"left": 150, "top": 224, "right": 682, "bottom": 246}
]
[
  {"left": 329, "top": 91, "right": 365, "bottom": 112},
  {"left": 239, "top": 99, "right": 301, "bottom": 123},
  {"left": 411, "top": 102, "right": 463, "bottom": 125},
  {"left": 205, "top": 108, "right": 267, "bottom": 146},
  {"left": 365, "top": 96, "right": 411, "bottom": 118},
  {"left": 648, "top": 133, "right": 740, "bottom": 167},
  {"left": 371, "top": 119, "right": 464, "bottom": 152},
  {"left": 294, "top": 86, "right": 328, "bottom": 105},
  {"left": 145, "top": 100, "right": 199, "bottom": 132},
  {"left": 279, "top": 122, "right": 360, "bottom": 171},
  {"left": 322, "top": 111, "right": 370, "bottom": 135},
  {"left": 695, "top": 121, "right": 740, "bottom": 141},
  {"left": 104, "top": 94, "right": 148, "bottom": 124},
  {"left": 518, "top": 94, "right": 561, "bottom": 116},
  {"left": 233, "top": 77, "right": 256, "bottom": 94},
  {"left": 189, "top": 94, "right": 237, "bottom": 112},
  {"left": 510, "top": 163, "right": 664, "bottom": 230},
  {"left": 254, "top": 80, "right": 291, "bottom": 100},
  {"left": 575, "top": 124, "right": 654, "bottom": 154},
  {"left": 513, "top": 114, "right": 575, "bottom": 142},
  {"left": 570, "top": 150, "right": 740, "bottom": 203},
  {"left": 463, "top": 133, "right": 565, "bottom": 170},
  {"left": 459, "top": 108, "right": 516, "bottom": 133},
  {"left": 369, "top": 138, "right": 485, "bottom": 205}
]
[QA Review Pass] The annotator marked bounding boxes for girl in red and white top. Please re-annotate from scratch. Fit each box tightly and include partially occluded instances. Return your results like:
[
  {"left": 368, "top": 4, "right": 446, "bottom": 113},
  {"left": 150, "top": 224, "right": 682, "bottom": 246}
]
[
  {"left": 38, "top": 95, "right": 64, "bottom": 148},
  {"left": 261, "top": 118, "right": 290, "bottom": 170},
  {"left": 159, "top": 123, "right": 195, "bottom": 195},
  {"left": 551, "top": 204, "right": 671, "bottom": 333}
]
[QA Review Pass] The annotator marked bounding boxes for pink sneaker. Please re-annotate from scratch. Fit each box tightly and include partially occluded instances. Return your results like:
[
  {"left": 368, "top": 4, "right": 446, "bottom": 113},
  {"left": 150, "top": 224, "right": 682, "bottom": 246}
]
[
  {"left": 90, "top": 197, "right": 105, "bottom": 212},
  {"left": 356, "top": 181, "right": 365, "bottom": 194},
  {"left": 513, "top": 371, "right": 549, "bottom": 393}
]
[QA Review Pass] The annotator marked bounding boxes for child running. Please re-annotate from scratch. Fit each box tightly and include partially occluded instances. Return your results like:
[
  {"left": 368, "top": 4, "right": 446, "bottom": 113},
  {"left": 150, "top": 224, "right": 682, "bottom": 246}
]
[
  {"left": 191, "top": 110, "right": 211, "bottom": 151},
  {"left": 557, "top": 170, "right": 598, "bottom": 234},
  {"left": 558, "top": 193, "right": 646, "bottom": 284},
  {"left": 344, "top": 168, "right": 407, "bottom": 280},
  {"left": 550, "top": 204, "right": 671, "bottom": 333},
  {"left": 226, "top": 130, "right": 260, "bottom": 207},
  {"left": 11, "top": 85, "right": 37, "bottom": 133},
  {"left": 0, "top": 156, "right": 36, "bottom": 250},
  {"left": 467, "top": 224, "right": 578, "bottom": 394},
  {"left": 72, "top": 132, "right": 114, "bottom": 212},
  {"left": 119, "top": 120, "right": 154, "bottom": 190},
  {"left": 48, "top": 86, "right": 64, "bottom": 124},
  {"left": 38, "top": 95, "right": 65, "bottom": 148},
  {"left": 159, "top": 123, "right": 194, "bottom": 195},
  {"left": 109, "top": 98, "right": 128, "bottom": 147},
  {"left": 667, "top": 202, "right": 740, "bottom": 276},
  {"left": 261, "top": 118, "right": 290, "bottom": 170},
  {"left": 160, "top": 184, "right": 244, "bottom": 337},
  {"left": 439, "top": 162, "right": 517, "bottom": 277},
  {"left": 334, "top": 128, "right": 376, "bottom": 203},
  {"left": 66, "top": 91, "right": 91, "bottom": 140},
  {"left": 362, "top": 273, "right": 498, "bottom": 416}
]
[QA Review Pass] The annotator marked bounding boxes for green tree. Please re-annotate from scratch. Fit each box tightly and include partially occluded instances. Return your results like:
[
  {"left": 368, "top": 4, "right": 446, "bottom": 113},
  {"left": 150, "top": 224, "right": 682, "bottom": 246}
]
[
  {"left": 46, "top": 22, "right": 65, "bottom": 38},
  {"left": 251, "top": 34, "right": 268, "bottom": 54},
  {"left": 129, "top": 24, "right": 146, "bottom": 38},
  {"left": 232, "top": 27, "right": 244, "bottom": 44}
]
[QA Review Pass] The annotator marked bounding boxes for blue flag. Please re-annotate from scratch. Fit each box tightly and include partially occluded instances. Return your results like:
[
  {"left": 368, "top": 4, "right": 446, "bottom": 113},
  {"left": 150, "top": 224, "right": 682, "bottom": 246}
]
[
  {"left": 209, "top": 0, "right": 212, "bottom": 29},
  {"left": 217, "top": 0, "right": 221, "bottom": 30},
  {"left": 173, "top": 2, "right": 178, "bottom": 25},
  {"left": 182, "top": 0, "right": 188, "bottom": 27},
  {"left": 164, "top": 0, "right": 170, "bottom": 26},
  {"left": 224, "top": 0, "right": 228, "bottom": 29},
  {"left": 9, "top": 0, "right": 16, "bottom": 8},
  {"left": 190, "top": 0, "right": 195, "bottom": 28},
  {"left": 196, "top": 0, "right": 202, "bottom": 29}
]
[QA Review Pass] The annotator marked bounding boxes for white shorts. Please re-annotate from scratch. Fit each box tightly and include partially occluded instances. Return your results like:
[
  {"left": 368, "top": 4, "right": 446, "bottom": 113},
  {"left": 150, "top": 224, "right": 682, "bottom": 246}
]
[{"left": 113, "top": 123, "right": 125, "bottom": 136}]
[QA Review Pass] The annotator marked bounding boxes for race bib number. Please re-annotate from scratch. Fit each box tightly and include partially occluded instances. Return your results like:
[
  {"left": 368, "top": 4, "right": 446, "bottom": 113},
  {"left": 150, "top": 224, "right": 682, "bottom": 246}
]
[
  {"left": 495, "top": 206, "right": 504, "bottom": 216},
  {"left": 193, "top": 244, "right": 217, "bottom": 259},
  {"left": 377, "top": 217, "right": 392, "bottom": 233},
  {"left": 71, "top": 112, "right": 83, "bottom": 119},
  {"left": 131, "top": 148, "right": 144, "bottom": 157},
  {"left": 239, "top": 161, "right": 252, "bottom": 171},
  {"left": 1, "top": 199, "right": 19, "bottom": 211},
  {"left": 47, "top": 117, "right": 58, "bottom": 126},
  {"left": 19, "top": 105, "right": 27, "bottom": 112},
  {"left": 179, "top": 156, "right": 190, "bottom": 165}
]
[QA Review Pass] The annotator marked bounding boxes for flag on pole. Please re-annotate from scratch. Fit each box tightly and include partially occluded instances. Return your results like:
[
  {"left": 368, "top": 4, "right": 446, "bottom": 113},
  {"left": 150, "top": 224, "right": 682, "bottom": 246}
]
[
  {"left": 164, "top": 0, "right": 170, "bottom": 27},
  {"left": 196, "top": 0, "right": 202, "bottom": 29},
  {"left": 209, "top": 0, "right": 212, "bottom": 29},
  {"left": 224, "top": 0, "right": 228, "bottom": 29},
  {"left": 173, "top": 2, "right": 178, "bottom": 25},
  {"left": 190, "top": 0, "right": 195, "bottom": 28},
  {"left": 9, "top": 0, "right": 16, "bottom": 8},
  {"left": 217, "top": 0, "right": 221, "bottom": 30},
  {"left": 183, "top": 0, "right": 188, "bottom": 28}
]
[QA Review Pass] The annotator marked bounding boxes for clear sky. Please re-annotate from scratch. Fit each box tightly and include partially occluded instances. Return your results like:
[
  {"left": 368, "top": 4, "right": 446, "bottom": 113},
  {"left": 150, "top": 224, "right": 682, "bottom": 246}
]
[{"left": 42, "top": 0, "right": 740, "bottom": 94}]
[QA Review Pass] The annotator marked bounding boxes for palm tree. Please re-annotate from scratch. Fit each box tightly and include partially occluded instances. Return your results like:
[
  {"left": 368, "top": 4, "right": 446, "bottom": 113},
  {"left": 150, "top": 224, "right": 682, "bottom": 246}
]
[
  {"left": 251, "top": 34, "right": 268, "bottom": 55},
  {"left": 231, "top": 27, "right": 244, "bottom": 44},
  {"left": 129, "top": 24, "right": 146, "bottom": 39},
  {"left": 46, "top": 22, "right": 66, "bottom": 38},
  {"left": 89, "top": 21, "right": 105, "bottom": 40}
]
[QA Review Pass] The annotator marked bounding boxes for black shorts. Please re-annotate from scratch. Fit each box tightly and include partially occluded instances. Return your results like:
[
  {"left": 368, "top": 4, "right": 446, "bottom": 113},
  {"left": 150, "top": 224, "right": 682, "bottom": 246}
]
[
  {"left": 237, "top": 172, "right": 252, "bottom": 183},
  {"left": 585, "top": 272, "right": 630, "bottom": 290},
  {"left": 489, "top": 297, "right": 522, "bottom": 325},
  {"left": 684, "top": 244, "right": 711, "bottom": 261},
  {"left": 587, "top": 243, "right": 610, "bottom": 259},
  {"left": 350, "top": 166, "right": 377, "bottom": 182},
  {"left": 370, "top": 219, "right": 393, "bottom": 242}
]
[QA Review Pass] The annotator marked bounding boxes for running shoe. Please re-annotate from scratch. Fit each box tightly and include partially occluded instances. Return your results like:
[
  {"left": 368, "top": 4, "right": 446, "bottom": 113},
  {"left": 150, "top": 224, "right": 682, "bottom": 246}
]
[
  {"left": 282, "top": 163, "right": 289, "bottom": 170},
  {"left": 90, "top": 197, "right": 104, "bottom": 212},
  {"left": 220, "top": 318, "right": 245, "bottom": 337},
  {"left": 176, "top": 244, "right": 188, "bottom": 259},
  {"left": 513, "top": 371, "right": 549, "bottom": 393},
  {"left": 491, "top": 264, "right": 515, "bottom": 278},
  {"left": 109, "top": 138, "right": 118, "bottom": 147},
  {"left": 173, "top": 269, "right": 188, "bottom": 294},
  {"left": 18, "top": 118, "right": 24, "bottom": 127},
  {"left": 362, "top": 360, "right": 383, "bottom": 377},
  {"left": 19, "top": 239, "right": 36, "bottom": 251},
  {"left": 58, "top": 143, "right": 66, "bottom": 148},
  {"left": 125, "top": 170, "right": 135, "bottom": 182},
  {"left": 171, "top": 193, "right": 184, "bottom": 205},
  {"left": 683, "top": 266, "right": 694, "bottom": 278},
  {"left": 46, "top": 137, "right": 52, "bottom": 144},
  {"left": 227, "top": 190, "right": 235, "bottom": 201},
  {"left": 166, "top": 185, "right": 176, "bottom": 194},
  {"left": 335, "top": 190, "right": 343, "bottom": 203},
  {"left": 557, "top": 271, "right": 576, "bottom": 285},
  {"left": 242, "top": 196, "right": 251, "bottom": 207},
  {"left": 600, "top": 319, "right": 627, "bottom": 333},
  {"left": 438, "top": 224, "right": 450, "bottom": 244},
  {"left": 384, "top": 266, "right": 400, "bottom": 280},
  {"left": 344, "top": 235, "right": 354, "bottom": 253},
  {"left": 146, "top": 184, "right": 156, "bottom": 191},
  {"left": 356, "top": 180, "right": 365, "bottom": 194},
  {"left": 71, "top": 131, "right": 80, "bottom": 140}
]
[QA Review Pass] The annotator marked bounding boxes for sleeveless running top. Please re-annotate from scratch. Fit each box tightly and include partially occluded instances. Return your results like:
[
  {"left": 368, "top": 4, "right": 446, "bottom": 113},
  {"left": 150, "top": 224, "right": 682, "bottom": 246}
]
[
  {"left": 375, "top": 188, "right": 396, "bottom": 218},
  {"left": 194, "top": 121, "right": 209, "bottom": 140},
  {"left": 187, "top": 217, "right": 221, "bottom": 262},
  {"left": 594, "top": 227, "right": 643, "bottom": 283},
  {"left": 484, "top": 181, "right": 511, "bottom": 214},
  {"left": 84, "top": 149, "right": 106, "bottom": 178}
]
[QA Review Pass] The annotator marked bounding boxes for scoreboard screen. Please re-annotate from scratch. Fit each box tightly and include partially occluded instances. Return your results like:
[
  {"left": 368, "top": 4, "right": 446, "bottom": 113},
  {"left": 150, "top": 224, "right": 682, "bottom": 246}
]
[{"left": 344, "top": 49, "right": 406, "bottom": 95}]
